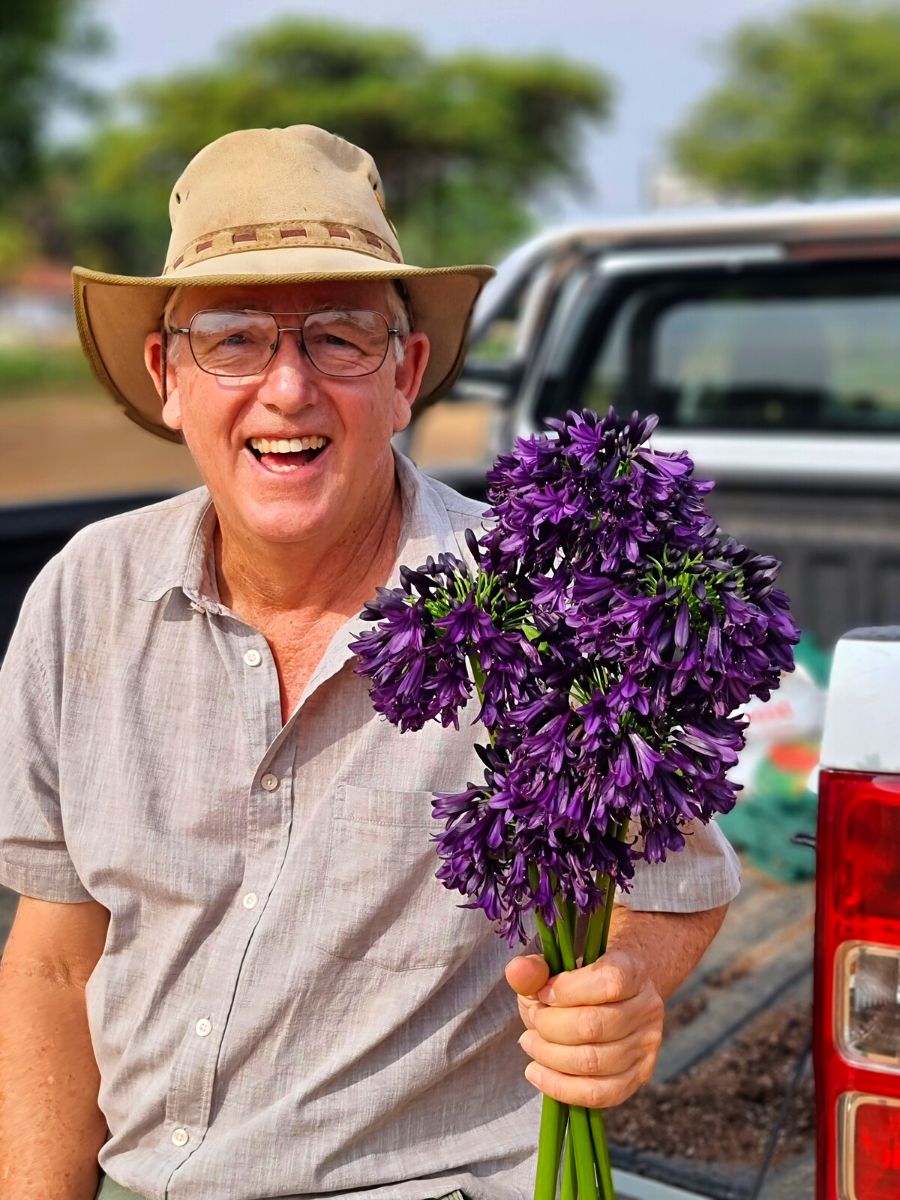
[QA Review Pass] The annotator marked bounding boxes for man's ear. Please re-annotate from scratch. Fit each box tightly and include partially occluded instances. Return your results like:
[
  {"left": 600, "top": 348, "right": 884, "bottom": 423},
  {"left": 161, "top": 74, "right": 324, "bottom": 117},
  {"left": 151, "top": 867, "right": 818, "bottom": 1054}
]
[
  {"left": 391, "top": 332, "right": 430, "bottom": 435},
  {"left": 144, "top": 331, "right": 183, "bottom": 432}
]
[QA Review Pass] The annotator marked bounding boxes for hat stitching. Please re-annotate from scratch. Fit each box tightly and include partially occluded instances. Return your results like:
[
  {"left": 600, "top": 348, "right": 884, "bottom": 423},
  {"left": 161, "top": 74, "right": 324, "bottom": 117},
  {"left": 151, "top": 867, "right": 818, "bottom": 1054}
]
[{"left": 167, "top": 219, "right": 403, "bottom": 274}]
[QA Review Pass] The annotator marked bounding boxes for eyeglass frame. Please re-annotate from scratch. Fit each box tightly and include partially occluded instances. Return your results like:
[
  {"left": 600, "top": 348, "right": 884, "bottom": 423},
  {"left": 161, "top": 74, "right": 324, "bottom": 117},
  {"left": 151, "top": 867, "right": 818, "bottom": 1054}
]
[{"left": 158, "top": 309, "right": 406, "bottom": 409}]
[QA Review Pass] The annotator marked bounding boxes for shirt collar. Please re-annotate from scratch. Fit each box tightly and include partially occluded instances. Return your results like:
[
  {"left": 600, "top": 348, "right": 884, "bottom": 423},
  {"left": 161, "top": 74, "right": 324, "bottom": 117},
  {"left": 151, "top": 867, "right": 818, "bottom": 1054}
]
[
  {"left": 136, "top": 452, "right": 461, "bottom": 613},
  {"left": 136, "top": 487, "right": 220, "bottom": 607}
]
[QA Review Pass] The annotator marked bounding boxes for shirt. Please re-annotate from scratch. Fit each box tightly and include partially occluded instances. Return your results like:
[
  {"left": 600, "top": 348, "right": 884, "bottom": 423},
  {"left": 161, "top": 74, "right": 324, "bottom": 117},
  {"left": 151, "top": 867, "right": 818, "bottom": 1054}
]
[{"left": 0, "top": 453, "right": 741, "bottom": 1200}]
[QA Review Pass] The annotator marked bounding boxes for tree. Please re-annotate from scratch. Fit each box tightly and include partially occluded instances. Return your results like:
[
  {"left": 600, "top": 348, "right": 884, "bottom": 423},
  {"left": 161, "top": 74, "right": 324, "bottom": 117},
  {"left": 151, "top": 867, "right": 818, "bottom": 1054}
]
[
  {"left": 0, "top": 1, "right": 105, "bottom": 274},
  {"left": 672, "top": 3, "right": 900, "bottom": 200},
  {"left": 51, "top": 19, "right": 610, "bottom": 271},
  {"left": 0, "top": 0, "right": 105, "bottom": 195}
]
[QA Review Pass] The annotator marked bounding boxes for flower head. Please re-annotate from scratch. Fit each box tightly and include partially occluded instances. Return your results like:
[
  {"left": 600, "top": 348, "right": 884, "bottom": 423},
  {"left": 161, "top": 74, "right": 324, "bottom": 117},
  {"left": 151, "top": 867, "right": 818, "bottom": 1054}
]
[{"left": 354, "top": 407, "right": 799, "bottom": 943}]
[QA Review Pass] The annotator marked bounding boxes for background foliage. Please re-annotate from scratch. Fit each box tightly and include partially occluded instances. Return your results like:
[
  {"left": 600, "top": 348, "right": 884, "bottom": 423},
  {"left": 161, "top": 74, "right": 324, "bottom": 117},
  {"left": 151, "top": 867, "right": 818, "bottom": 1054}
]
[
  {"left": 672, "top": 2, "right": 900, "bottom": 199},
  {"left": 17, "top": 19, "right": 610, "bottom": 273}
]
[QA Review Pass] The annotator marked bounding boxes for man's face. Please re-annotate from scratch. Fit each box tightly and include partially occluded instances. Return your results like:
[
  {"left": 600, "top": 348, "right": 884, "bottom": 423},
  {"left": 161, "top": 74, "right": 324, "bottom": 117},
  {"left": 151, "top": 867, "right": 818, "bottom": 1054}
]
[{"left": 144, "top": 280, "right": 429, "bottom": 549}]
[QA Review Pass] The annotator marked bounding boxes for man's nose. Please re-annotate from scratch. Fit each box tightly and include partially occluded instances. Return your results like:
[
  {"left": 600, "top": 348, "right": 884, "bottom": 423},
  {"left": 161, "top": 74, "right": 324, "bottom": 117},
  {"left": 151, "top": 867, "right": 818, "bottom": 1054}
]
[{"left": 256, "top": 328, "right": 318, "bottom": 409}]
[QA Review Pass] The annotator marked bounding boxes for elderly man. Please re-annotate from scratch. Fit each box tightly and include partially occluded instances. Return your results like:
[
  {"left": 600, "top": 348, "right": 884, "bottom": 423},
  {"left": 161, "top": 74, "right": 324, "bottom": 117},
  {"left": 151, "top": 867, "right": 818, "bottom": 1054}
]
[{"left": 0, "top": 126, "right": 739, "bottom": 1200}]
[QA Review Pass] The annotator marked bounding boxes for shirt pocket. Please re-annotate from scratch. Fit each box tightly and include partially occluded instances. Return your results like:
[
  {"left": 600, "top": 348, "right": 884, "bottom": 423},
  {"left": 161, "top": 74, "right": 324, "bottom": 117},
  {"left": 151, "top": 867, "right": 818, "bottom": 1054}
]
[{"left": 312, "top": 783, "right": 485, "bottom": 971}]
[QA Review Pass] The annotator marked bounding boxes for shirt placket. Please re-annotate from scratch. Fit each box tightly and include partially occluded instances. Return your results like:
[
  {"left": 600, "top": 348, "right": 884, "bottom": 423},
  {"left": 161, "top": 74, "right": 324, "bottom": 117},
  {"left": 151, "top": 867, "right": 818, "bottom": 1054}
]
[{"left": 160, "top": 608, "right": 298, "bottom": 1191}]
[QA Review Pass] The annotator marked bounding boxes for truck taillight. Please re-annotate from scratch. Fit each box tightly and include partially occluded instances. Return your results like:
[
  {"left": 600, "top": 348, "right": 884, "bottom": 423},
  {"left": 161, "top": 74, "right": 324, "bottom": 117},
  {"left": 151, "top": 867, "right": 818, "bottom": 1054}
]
[
  {"left": 839, "top": 1094, "right": 900, "bottom": 1198},
  {"left": 815, "top": 769, "right": 900, "bottom": 1199}
]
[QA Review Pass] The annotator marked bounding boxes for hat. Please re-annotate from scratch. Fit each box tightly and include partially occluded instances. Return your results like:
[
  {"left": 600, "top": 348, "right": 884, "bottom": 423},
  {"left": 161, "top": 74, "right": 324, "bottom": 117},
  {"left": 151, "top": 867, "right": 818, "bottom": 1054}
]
[{"left": 72, "top": 125, "right": 495, "bottom": 442}]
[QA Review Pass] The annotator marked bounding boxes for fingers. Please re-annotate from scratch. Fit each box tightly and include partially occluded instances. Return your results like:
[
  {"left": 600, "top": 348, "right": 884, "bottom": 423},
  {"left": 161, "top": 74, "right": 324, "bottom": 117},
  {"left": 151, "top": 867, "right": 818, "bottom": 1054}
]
[
  {"left": 505, "top": 953, "right": 551, "bottom": 998},
  {"left": 529, "top": 986, "right": 663, "bottom": 1047},
  {"left": 519, "top": 1024, "right": 660, "bottom": 1084},
  {"left": 522, "top": 1056, "right": 654, "bottom": 1109},
  {"left": 536, "top": 948, "right": 643, "bottom": 1008}
]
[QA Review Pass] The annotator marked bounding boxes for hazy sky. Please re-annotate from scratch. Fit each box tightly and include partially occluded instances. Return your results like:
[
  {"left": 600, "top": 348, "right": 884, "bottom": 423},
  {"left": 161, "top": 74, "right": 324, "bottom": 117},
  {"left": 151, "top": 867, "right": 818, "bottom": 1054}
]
[{"left": 86, "top": 0, "right": 802, "bottom": 218}]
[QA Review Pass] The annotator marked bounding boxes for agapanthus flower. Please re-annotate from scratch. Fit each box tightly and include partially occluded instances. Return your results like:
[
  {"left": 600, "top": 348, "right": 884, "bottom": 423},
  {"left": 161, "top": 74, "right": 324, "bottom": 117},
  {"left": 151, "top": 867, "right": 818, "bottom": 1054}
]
[{"left": 353, "top": 407, "right": 799, "bottom": 948}]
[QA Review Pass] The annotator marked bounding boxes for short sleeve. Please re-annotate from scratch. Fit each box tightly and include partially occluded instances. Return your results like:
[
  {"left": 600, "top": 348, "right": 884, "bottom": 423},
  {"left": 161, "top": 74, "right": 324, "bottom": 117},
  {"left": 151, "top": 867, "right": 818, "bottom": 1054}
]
[
  {"left": 0, "top": 561, "right": 92, "bottom": 903},
  {"left": 617, "top": 819, "right": 741, "bottom": 912}
]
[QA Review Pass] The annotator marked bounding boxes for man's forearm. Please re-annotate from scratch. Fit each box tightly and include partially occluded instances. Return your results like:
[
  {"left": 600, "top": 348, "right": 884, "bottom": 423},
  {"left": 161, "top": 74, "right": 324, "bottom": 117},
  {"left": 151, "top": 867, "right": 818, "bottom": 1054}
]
[
  {"left": 606, "top": 902, "right": 729, "bottom": 1000},
  {"left": 0, "top": 961, "right": 106, "bottom": 1200}
]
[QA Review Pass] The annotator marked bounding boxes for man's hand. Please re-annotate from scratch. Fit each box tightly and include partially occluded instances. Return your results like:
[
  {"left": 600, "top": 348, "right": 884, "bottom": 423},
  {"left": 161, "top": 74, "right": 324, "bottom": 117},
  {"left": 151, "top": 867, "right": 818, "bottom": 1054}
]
[
  {"left": 505, "top": 948, "right": 663, "bottom": 1109},
  {"left": 505, "top": 903, "right": 728, "bottom": 1109}
]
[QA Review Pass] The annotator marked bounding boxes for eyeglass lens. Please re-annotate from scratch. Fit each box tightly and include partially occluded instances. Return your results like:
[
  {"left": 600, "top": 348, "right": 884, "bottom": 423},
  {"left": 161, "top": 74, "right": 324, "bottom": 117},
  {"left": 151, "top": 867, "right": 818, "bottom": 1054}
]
[{"left": 187, "top": 309, "right": 392, "bottom": 377}]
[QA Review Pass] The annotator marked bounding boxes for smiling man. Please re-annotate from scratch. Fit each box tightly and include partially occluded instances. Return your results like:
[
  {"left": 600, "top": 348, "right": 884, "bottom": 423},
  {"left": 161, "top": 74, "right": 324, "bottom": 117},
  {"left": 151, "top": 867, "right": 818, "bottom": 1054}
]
[{"left": 0, "top": 126, "right": 739, "bottom": 1200}]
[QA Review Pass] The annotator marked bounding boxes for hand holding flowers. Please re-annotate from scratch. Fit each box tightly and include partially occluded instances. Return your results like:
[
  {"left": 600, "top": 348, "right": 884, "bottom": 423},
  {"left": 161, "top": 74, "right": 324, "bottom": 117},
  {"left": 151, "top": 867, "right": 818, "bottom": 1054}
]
[{"left": 508, "top": 945, "right": 665, "bottom": 1109}]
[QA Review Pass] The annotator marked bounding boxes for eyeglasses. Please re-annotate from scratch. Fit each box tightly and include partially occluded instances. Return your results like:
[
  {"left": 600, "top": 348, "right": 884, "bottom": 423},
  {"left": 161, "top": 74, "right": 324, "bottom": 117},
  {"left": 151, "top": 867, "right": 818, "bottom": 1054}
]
[{"left": 168, "top": 308, "right": 404, "bottom": 379}]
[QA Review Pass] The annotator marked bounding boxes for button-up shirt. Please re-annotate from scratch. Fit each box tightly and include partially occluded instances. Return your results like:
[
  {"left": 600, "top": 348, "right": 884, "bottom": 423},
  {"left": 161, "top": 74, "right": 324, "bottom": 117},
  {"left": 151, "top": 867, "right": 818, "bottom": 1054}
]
[{"left": 0, "top": 454, "right": 740, "bottom": 1200}]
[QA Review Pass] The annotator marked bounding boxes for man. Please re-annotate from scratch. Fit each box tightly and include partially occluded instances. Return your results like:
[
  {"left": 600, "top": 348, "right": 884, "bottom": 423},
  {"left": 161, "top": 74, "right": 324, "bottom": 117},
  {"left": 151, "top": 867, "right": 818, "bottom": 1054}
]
[{"left": 0, "top": 126, "right": 740, "bottom": 1200}]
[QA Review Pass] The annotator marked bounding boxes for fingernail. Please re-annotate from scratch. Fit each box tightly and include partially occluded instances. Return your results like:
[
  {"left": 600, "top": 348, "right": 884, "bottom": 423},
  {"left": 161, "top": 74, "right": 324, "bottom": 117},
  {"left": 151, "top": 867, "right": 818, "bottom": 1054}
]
[
  {"left": 518, "top": 1031, "right": 532, "bottom": 1052},
  {"left": 524, "top": 1063, "right": 543, "bottom": 1088},
  {"left": 538, "top": 985, "right": 556, "bottom": 1004}
]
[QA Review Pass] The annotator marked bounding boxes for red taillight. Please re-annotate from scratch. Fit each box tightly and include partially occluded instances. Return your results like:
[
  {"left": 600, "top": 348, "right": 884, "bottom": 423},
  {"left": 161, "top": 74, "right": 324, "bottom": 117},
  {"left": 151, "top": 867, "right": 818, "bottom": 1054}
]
[
  {"left": 840, "top": 1094, "right": 900, "bottom": 1199},
  {"left": 815, "top": 770, "right": 900, "bottom": 1199}
]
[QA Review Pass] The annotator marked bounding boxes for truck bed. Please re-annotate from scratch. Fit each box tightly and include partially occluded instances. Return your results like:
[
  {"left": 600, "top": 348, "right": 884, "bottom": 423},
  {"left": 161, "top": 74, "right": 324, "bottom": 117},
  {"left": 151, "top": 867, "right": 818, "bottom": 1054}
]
[{"left": 609, "top": 866, "right": 816, "bottom": 1200}]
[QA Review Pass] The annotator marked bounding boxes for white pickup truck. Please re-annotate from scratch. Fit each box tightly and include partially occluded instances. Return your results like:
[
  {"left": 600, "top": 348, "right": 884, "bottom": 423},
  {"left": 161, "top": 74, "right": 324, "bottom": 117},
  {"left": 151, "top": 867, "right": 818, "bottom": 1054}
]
[{"left": 407, "top": 201, "right": 900, "bottom": 1199}]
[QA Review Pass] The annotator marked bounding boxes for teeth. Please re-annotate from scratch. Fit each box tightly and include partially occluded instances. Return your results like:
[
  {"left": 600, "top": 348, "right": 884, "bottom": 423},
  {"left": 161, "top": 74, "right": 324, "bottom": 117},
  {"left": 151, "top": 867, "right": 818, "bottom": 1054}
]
[{"left": 249, "top": 436, "right": 327, "bottom": 454}]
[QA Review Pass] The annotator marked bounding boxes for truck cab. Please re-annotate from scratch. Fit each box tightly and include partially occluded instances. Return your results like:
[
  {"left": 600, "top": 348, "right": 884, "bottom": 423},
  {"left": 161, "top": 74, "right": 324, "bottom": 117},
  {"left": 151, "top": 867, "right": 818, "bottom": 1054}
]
[{"left": 415, "top": 199, "right": 900, "bottom": 651}]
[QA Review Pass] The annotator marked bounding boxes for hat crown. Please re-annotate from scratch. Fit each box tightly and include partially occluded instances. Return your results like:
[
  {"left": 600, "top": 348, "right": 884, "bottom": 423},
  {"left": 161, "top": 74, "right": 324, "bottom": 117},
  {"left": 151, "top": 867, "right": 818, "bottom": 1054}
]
[{"left": 163, "top": 125, "right": 402, "bottom": 274}]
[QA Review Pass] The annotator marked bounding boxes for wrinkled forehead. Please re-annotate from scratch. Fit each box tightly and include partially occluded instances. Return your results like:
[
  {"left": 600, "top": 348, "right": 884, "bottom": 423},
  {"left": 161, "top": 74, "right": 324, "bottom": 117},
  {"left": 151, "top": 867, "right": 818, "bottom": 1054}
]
[{"left": 170, "top": 279, "right": 398, "bottom": 322}]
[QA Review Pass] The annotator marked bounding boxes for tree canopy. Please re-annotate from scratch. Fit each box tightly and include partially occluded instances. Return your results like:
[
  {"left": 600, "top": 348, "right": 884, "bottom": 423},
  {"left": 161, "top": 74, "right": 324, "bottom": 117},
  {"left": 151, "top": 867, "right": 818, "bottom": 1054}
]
[
  {"left": 51, "top": 19, "right": 611, "bottom": 272},
  {"left": 0, "top": 0, "right": 105, "bottom": 272},
  {"left": 0, "top": 0, "right": 104, "bottom": 194},
  {"left": 672, "top": 3, "right": 900, "bottom": 200}
]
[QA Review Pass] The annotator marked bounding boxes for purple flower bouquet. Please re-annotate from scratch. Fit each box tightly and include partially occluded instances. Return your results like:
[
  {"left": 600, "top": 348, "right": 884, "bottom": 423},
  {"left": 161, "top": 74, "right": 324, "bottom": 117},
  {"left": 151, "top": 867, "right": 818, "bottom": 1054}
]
[{"left": 351, "top": 408, "right": 798, "bottom": 1200}]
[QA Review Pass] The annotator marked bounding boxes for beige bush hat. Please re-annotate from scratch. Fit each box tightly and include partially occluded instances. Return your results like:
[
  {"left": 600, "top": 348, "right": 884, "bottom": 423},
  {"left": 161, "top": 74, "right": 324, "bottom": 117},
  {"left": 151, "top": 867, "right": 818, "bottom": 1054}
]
[{"left": 72, "top": 125, "right": 494, "bottom": 441}]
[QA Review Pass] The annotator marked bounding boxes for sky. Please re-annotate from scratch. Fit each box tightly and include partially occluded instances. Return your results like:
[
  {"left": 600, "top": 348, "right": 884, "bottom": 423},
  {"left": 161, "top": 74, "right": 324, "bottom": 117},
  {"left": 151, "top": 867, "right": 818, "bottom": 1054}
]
[{"left": 83, "top": 0, "right": 803, "bottom": 219}]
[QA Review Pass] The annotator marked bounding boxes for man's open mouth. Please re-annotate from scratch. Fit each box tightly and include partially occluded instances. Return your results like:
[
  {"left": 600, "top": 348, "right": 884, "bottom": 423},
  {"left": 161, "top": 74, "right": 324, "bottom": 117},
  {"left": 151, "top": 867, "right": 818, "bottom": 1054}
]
[{"left": 247, "top": 436, "right": 330, "bottom": 471}]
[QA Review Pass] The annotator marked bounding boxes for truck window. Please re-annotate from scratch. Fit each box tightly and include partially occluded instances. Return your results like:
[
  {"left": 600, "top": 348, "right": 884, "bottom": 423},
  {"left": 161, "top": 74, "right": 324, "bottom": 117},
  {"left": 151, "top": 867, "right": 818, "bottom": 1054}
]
[{"left": 573, "top": 267, "right": 900, "bottom": 433}]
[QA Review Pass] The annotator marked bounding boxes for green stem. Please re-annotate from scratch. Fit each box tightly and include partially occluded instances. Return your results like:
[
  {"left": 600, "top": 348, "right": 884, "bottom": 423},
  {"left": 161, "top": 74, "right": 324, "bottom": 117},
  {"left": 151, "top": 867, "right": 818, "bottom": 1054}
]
[
  {"left": 534, "top": 1093, "right": 566, "bottom": 1200},
  {"left": 552, "top": 893, "right": 599, "bottom": 1200},
  {"left": 589, "top": 1109, "right": 616, "bottom": 1200},
  {"left": 583, "top": 822, "right": 627, "bottom": 966},
  {"left": 531, "top": 878, "right": 563, "bottom": 977},
  {"left": 561, "top": 1119, "right": 577, "bottom": 1200},
  {"left": 582, "top": 874, "right": 615, "bottom": 966},
  {"left": 568, "top": 1106, "right": 599, "bottom": 1200}
]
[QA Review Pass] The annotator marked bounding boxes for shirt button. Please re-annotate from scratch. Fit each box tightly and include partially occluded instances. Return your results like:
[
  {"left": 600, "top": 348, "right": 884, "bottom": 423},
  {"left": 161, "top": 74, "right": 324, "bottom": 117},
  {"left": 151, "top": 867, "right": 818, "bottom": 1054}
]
[
  {"left": 195, "top": 1017, "right": 212, "bottom": 1037},
  {"left": 261, "top": 774, "right": 279, "bottom": 791},
  {"left": 242, "top": 892, "right": 259, "bottom": 910},
  {"left": 243, "top": 648, "right": 262, "bottom": 667},
  {"left": 171, "top": 1127, "right": 189, "bottom": 1147}
]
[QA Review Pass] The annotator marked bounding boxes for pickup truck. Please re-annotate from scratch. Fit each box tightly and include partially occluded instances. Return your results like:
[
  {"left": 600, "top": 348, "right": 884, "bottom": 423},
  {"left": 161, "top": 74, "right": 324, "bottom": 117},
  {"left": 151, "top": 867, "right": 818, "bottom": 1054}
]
[
  {"left": 3, "top": 198, "right": 900, "bottom": 1199},
  {"left": 410, "top": 198, "right": 900, "bottom": 651},
  {"left": 402, "top": 199, "right": 900, "bottom": 1198}
]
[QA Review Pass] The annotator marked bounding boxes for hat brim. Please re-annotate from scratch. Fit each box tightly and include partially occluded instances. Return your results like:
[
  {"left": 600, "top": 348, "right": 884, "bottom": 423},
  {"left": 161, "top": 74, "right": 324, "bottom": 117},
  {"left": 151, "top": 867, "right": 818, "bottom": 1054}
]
[{"left": 72, "top": 248, "right": 494, "bottom": 442}]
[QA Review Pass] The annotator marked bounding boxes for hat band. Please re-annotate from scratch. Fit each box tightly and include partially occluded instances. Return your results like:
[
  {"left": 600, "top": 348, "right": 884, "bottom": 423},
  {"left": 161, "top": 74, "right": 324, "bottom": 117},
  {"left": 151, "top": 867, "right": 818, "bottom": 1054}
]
[{"left": 165, "top": 218, "right": 403, "bottom": 274}]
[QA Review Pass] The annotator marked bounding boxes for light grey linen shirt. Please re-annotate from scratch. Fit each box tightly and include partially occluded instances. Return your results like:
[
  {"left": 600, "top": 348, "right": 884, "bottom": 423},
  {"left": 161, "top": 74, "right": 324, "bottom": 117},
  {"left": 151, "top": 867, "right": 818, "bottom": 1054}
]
[{"left": 0, "top": 454, "right": 740, "bottom": 1200}]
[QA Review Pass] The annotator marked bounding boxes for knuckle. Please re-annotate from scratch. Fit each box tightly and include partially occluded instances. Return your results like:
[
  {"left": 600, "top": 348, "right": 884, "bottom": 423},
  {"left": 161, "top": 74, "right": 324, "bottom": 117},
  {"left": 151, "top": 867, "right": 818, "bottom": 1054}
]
[
  {"left": 579, "top": 1043, "right": 608, "bottom": 1076},
  {"left": 637, "top": 1055, "right": 658, "bottom": 1086},
  {"left": 606, "top": 963, "right": 629, "bottom": 996},
  {"left": 576, "top": 1007, "right": 604, "bottom": 1043},
  {"left": 583, "top": 1078, "right": 612, "bottom": 1109},
  {"left": 645, "top": 1023, "right": 663, "bottom": 1056}
]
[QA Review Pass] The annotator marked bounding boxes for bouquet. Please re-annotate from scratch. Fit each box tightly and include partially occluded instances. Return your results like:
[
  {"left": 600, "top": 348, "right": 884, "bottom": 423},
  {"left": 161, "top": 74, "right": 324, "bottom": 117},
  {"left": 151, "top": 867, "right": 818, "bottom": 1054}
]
[{"left": 350, "top": 408, "right": 798, "bottom": 1200}]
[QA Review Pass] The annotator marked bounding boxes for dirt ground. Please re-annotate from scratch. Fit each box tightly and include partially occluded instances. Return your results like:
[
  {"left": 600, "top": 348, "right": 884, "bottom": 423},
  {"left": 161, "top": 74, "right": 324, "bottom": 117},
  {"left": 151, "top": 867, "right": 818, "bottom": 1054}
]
[
  {"left": 604, "top": 997, "right": 815, "bottom": 1167},
  {"left": 0, "top": 389, "right": 493, "bottom": 505}
]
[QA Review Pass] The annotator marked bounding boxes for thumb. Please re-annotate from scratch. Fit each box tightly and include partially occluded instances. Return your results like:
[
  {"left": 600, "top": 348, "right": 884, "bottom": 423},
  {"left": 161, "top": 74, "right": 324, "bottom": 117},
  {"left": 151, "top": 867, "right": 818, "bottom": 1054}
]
[{"left": 505, "top": 953, "right": 552, "bottom": 998}]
